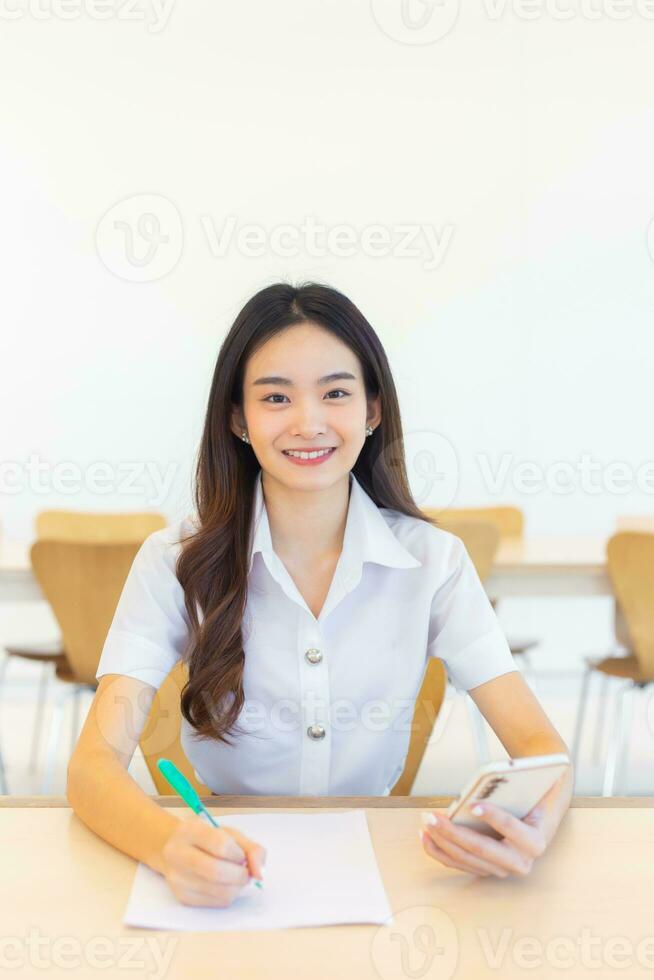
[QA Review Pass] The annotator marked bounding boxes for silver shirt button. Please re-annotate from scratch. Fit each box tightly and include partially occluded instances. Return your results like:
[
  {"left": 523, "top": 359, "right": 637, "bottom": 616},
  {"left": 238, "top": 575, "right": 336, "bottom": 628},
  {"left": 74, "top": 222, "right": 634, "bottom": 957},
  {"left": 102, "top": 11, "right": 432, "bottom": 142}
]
[
  {"left": 305, "top": 647, "right": 322, "bottom": 665},
  {"left": 307, "top": 723, "right": 326, "bottom": 740}
]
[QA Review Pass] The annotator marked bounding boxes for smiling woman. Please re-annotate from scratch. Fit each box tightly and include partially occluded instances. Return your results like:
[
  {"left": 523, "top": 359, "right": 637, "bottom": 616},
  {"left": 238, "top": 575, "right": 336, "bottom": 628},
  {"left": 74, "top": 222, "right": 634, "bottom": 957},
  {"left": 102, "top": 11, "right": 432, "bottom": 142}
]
[{"left": 67, "top": 281, "right": 572, "bottom": 909}]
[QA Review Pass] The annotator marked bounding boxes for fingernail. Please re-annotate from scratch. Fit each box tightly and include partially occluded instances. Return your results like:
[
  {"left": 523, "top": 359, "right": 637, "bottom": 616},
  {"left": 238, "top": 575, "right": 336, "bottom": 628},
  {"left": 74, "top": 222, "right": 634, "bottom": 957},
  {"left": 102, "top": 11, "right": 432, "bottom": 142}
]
[
  {"left": 472, "top": 805, "right": 484, "bottom": 816},
  {"left": 417, "top": 828, "right": 424, "bottom": 842},
  {"left": 421, "top": 811, "right": 438, "bottom": 827}
]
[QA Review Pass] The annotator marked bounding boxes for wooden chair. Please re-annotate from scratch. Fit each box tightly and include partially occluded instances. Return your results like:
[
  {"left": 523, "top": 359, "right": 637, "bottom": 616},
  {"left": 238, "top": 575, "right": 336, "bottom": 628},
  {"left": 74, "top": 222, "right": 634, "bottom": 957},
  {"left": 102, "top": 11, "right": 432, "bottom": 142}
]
[
  {"left": 0, "top": 512, "right": 165, "bottom": 784},
  {"left": 571, "top": 531, "right": 654, "bottom": 796},
  {"left": 139, "top": 523, "right": 500, "bottom": 801},
  {"left": 424, "top": 505, "right": 538, "bottom": 663},
  {"left": 390, "top": 659, "right": 447, "bottom": 795},
  {"left": 139, "top": 662, "right": 211, "bottom": 796},
  {"left": 35, "top": 510, "right": 167, "bottom": 542},
  {"left": 390, "top": 520, "right": 501, "bottom": 791},
  {"left": 26, "top": 540, "right": 146, "bottom": 792},
  {"left": 577, "top": 515, "right": 647, "bottom": 767}
]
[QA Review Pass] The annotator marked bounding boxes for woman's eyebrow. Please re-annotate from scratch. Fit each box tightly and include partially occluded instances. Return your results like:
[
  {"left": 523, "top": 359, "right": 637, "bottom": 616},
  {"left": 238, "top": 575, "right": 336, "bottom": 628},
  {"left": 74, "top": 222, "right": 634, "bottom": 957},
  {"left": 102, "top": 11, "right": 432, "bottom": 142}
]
[{"left": 251, "top": 371, "right": 356, "bottom": 387}]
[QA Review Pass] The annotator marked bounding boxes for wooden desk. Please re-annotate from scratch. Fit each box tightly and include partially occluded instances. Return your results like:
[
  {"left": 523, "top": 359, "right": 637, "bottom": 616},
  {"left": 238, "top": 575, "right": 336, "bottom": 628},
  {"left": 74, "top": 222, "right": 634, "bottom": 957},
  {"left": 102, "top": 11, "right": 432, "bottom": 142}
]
[
  {"left": 0, "top": 537, "right": 613, "bottom": 602},
  {"left": 487, "top": 535, "right": 611, "bottom": 598},
  {"left": 1, "top": 796, "right": 653, "bottom": 979}
]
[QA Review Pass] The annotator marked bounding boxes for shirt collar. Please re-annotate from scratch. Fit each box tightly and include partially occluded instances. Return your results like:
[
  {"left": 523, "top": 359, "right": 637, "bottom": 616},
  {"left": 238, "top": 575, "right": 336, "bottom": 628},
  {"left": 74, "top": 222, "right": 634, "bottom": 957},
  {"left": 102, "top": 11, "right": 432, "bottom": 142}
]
[{"left": 247, "top": 468, "right": 422, "bottom": 576}]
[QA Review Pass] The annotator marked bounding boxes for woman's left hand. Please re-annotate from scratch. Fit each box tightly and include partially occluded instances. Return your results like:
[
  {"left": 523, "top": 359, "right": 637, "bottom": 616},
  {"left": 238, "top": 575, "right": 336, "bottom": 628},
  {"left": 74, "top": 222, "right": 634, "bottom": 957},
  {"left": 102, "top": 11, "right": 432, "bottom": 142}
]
[{"left": 419, "top": 773, "right": 570, "bottom": 879}]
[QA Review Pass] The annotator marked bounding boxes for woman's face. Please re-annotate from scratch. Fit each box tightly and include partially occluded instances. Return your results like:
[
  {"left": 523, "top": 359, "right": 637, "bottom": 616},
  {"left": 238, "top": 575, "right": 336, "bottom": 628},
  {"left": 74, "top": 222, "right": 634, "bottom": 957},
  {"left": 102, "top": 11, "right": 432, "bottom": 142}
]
[{"left": 231, "top": 321, "right": 381, "bottom": 489}]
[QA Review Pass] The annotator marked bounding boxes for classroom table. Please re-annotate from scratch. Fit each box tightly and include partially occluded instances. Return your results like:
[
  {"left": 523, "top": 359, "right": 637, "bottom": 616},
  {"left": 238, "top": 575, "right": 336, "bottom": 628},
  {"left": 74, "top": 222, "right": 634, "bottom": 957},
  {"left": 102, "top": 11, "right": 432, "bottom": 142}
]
[
  {"left": 1, "top": 795, "right": 653, "bottom": 979},
  {"left": 486, "top": 535, "right": 611, "bottom": 598},
  {"left": 0, "top": 536, "right": 612, "bottom": 602}
]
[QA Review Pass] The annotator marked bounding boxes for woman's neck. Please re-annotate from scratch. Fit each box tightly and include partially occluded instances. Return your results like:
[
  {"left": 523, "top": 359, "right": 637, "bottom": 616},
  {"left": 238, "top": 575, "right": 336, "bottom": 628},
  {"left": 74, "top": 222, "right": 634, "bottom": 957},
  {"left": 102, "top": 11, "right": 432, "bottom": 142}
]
[{"left": 261, "top": 470, "right": 351, "bottom": 564}]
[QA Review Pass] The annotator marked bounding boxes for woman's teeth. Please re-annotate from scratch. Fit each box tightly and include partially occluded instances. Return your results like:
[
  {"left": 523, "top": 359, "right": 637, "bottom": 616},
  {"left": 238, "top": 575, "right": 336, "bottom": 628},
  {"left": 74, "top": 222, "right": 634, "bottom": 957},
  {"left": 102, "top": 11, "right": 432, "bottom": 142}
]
[{"left": 283, "top": 448, "right": 334, "bottom": 459}]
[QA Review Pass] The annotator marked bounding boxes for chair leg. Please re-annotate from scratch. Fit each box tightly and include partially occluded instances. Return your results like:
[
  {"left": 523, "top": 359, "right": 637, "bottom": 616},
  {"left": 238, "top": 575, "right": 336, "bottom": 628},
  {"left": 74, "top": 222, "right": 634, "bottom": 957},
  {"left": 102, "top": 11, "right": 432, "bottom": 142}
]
[
  {"left": 29, "top": 661, "right": 52, "bottom": 772},
  {"left": 602, "top": 682, "right": 634, "bottom": 798},
  {"left": 613, "top": 683, "right": 636, "bottom": 796},
  {"left": 591, "top": 672, "right": 609, "bottom": 766},
  {"left": 571, "top": 667, "right": 593, "bottom": 770},
  {"left": 465, "top": 695, "right": 491, "bottom": 765},
  {"left": 41, "top": 686, "right": 81, "bottom": 795}
]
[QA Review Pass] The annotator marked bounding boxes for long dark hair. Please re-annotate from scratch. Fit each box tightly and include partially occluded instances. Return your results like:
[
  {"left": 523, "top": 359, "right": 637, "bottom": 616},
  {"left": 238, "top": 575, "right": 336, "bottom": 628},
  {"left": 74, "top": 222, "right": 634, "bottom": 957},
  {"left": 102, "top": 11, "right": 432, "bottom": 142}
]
[{"left": 176, "top": 281, "right": 436, "bottom": 744}]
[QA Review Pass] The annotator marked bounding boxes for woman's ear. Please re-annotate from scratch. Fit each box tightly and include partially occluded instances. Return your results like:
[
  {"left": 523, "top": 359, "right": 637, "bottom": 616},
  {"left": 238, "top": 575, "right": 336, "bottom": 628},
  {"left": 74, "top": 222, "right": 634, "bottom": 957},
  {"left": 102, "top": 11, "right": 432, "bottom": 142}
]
[
  {"left": 366, "top": 394, "right": 382, "bottom": 431},
  {"left": 229, "top": 404, "right": 246, "bottom": 440}
]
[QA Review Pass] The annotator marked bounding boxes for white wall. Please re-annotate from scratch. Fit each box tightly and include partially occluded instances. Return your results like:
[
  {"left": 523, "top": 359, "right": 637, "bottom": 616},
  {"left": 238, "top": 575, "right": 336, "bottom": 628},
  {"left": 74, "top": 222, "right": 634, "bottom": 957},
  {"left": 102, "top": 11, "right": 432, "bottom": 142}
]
[{"left": 2, "top": 0, "right": 653, "bottom": 548}]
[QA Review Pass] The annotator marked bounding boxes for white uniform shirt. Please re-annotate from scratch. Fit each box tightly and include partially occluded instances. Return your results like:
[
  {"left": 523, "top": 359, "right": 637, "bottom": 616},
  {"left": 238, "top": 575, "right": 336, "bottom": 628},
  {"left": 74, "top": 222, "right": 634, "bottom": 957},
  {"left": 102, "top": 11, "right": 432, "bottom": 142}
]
[{"left": 96, "top": 470, "right": 518, "bottom": 796}]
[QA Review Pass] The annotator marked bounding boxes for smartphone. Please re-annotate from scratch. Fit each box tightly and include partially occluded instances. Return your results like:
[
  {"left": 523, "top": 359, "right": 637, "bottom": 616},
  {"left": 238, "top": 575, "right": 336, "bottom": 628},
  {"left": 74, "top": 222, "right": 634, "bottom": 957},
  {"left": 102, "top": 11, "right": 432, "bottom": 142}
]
[{"left": 446, "top": 753, "right": 571, "bottom": 837}]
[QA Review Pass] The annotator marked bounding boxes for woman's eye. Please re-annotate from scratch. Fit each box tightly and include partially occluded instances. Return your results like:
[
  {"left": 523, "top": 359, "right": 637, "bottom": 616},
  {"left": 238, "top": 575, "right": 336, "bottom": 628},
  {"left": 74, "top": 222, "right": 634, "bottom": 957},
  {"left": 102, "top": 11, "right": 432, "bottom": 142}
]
[{"left": 262, "top": 389, "right": 350, "bottom": 403}]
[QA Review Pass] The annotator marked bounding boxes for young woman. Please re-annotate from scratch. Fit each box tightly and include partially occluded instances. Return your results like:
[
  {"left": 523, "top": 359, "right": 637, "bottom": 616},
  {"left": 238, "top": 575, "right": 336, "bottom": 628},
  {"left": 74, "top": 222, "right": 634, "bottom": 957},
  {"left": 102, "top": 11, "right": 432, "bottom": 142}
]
[{"left": 67, "top": 282, "right": 573, "bottom": 907}]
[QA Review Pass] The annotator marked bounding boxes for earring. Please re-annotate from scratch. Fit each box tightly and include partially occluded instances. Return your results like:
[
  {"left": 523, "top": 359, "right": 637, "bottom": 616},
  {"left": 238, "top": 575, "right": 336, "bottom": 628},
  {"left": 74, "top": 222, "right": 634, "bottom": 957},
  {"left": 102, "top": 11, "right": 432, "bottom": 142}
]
[
  {"left": 241, "top": 431, "right": 250, "bottom": 444},
  {"left": 366, "top": 426, "right": 373, "bottom": 437}
]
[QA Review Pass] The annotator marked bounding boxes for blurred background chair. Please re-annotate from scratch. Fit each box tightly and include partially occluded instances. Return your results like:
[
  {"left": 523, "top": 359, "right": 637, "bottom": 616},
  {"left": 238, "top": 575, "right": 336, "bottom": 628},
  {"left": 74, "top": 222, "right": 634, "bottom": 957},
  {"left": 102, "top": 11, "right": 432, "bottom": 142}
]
[
  {"left": 576, "top": 514, "right": 648, "bottom": 770},
  {"left": 35, "top": 510, "right": 166, "bottom": 542},
  {"left": 428, "top": 506, "right": 539, "bottom": 668},
  {"left": 29, "top": 538, "right": 154, "bottom": 792},
  {"left": 420, "top": 518, "right": 501, "bottom": 767},
  {"left": 571, "top": 531, "right": 654, "bottom": 796},
  {"left": 0, "top": 512, "right": 165, "bottom": 790}
]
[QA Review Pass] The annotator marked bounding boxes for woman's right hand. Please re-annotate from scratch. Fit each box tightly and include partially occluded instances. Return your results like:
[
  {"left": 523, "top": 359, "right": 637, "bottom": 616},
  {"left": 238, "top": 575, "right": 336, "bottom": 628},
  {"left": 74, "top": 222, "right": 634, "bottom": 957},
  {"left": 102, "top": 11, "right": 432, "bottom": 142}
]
[{"left": 160, "top": 814, "right": 267, "bottom": 907}]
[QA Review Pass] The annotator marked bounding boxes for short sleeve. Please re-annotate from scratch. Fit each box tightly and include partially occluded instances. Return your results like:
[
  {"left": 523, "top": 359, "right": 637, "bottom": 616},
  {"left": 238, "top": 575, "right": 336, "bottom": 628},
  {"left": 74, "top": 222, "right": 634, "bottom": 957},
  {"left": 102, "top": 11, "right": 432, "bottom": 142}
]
[
  {"left": 427, "top": 534, "right": 518, "bottom": 692},
  {"left": 95, "top": 530, "right": 191, "bottom": 690}
]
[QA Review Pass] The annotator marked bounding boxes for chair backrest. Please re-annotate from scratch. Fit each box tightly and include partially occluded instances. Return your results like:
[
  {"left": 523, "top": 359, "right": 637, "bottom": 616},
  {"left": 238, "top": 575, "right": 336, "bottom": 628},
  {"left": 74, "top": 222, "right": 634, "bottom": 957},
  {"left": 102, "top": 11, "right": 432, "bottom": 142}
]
[
  {"left": 424, "top": 505, "right": 524, "bottom": 540},
  {"left": 606, "top": 532, "right": 654, "bottom": 681},
  {"left": 139, "top": 662, "right": 211, "bottom": 796},
  {"left": 36, "top": 510, "right": 166, "bottom": 542},
  {"left": 143, "top": 521, "right": 499, "bottom": 800},
  {"left": 30, "top": 540, "right": 144, "bottom": 686},
  {"left": 433, "top": 519, "right": 501, "bottom": 582},
  {"left": 389, "top": 659, "right": 447, "bottom": 796},
  {"left": 391, "top": 519, "right": 499, "bottom": 795}
]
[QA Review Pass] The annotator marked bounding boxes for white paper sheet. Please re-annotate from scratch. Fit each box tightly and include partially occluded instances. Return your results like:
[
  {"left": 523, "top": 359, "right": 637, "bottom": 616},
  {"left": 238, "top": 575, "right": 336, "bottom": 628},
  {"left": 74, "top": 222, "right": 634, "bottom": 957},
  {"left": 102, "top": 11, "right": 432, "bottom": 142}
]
[{"left": 123, "top": 809, "right": 394, "bottom": 932}]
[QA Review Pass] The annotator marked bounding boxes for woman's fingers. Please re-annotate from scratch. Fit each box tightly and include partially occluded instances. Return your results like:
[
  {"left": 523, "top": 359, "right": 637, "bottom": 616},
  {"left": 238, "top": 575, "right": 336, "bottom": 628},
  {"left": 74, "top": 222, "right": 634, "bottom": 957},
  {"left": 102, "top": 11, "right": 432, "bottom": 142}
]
[
  {"left": 422, "top": 812, "right": 536, "bottom": 877},
  {"left": 188, "top": 818, "right": 247, "bottom": 863},
  {"left": 224, "top": 826, "right": 268, "bottom": 880},
  {"left": 183, "top": 845, "right": 251, "bottom": 887},
  {"left": 470, "top": 803, "right": 547, "bottom": 858},
  {"left": 420, "top": 828, "right": 507, "bottom": 878},
  {"left": 173, "top": 882, "right": 244, "bottom": 907},
  {"left": 183, "top": 816, "right": 266, "bottom": 881}
]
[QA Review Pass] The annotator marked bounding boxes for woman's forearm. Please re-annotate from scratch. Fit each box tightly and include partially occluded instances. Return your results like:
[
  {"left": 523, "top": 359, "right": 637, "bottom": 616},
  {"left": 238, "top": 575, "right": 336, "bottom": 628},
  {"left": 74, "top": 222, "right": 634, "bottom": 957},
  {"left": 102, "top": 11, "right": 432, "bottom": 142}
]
[
  {"left": 517, "top": 731, "right": 574, "bottom": 843},
  {"left": 66, "top": 749, "right": 179, "bottom": 873}
]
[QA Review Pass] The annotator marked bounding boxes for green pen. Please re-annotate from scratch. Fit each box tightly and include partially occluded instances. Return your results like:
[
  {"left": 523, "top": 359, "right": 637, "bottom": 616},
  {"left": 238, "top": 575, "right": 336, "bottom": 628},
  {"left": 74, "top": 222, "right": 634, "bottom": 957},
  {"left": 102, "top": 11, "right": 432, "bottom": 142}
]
[{"left": 157, "top": 758, "right": 263, "bottom": 889}]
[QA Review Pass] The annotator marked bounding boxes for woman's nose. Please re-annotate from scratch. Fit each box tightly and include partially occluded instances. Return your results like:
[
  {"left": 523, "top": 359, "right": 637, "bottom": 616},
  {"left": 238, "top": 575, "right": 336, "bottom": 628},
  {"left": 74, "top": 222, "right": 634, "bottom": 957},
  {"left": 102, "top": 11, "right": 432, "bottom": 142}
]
[{"left": 291, "top": 402, "right": 328, "bottom": 433}]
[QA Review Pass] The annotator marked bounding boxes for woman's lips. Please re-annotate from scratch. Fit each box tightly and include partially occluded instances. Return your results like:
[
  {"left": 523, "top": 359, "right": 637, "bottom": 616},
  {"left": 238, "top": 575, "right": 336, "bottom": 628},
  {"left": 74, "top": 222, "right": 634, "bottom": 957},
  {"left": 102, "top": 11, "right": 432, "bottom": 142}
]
[{"left": 281, "top": 447, "right": 337, "bottom": 466}]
